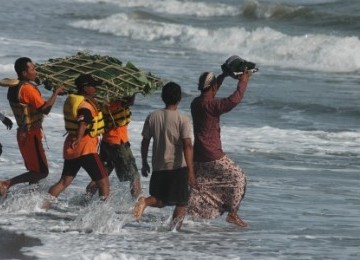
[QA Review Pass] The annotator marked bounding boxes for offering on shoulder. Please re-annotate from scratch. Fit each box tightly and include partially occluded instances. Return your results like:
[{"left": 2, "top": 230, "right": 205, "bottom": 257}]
[{"left": 0, "top": 78, "right": 20, "bottom": 87}]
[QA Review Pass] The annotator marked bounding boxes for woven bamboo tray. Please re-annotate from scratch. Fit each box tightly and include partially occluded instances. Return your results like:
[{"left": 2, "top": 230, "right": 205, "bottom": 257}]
[{"left": 36, "top": 52, "right": 165, "bottom": 102}]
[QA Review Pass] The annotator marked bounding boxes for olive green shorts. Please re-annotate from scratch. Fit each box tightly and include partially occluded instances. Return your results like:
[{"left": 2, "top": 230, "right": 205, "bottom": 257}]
[{"left": 100, "top": 141, "right": 140, "bottom": 182}]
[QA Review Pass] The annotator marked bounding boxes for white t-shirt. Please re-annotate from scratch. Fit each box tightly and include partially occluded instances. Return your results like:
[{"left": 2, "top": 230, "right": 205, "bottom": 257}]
[{"left": 142, "top": 108, "right": 193, "bottom": 171}]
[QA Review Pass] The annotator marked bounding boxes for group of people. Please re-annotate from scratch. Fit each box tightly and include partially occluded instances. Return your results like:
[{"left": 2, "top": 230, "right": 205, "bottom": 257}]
[
  {"left": 0, "top": 56, "right": 252, "bottom": 231},
  {"left": 0, "top": 57, "right": 139, "bottom": 205}
]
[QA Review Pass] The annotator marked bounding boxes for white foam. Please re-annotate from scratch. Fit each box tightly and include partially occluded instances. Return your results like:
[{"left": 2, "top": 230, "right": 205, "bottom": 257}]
[
  {"left": 221, "top": 125, "right": 360, "bottom": 158},
  {"left": 0, "top": 64, "right": 15, "bottom": 75},
  {"left": 70, "top": 13, "right": 360, "bottom": 73}
]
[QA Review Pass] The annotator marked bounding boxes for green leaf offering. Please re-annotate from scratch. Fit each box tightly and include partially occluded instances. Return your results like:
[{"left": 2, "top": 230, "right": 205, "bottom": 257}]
[{"left": 36, "top": 52, "right": 165, "bottom": 102}]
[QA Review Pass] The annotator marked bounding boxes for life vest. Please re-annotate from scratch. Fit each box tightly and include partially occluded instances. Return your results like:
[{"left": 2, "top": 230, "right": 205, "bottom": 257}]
[
  {"left": 7, "top": 81, "right": 44, "bottom": 130},
  {"left": 103, "top": 106, "right": 132, "bottom": 129},
  {"left": 63, "top": 94, "right": 105, "bottom": 137}
]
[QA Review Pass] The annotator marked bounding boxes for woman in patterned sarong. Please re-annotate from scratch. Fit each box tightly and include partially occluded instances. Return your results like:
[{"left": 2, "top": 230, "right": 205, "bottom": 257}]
[{"left": 187, "top": 69, "right": 251, "bottom": 227}]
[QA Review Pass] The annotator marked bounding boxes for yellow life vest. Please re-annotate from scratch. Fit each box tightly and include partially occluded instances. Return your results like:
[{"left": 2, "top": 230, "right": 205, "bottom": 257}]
[
  {"left": 103, "top": 107, "right": 132, "bottom": 129},
  {"left": 63, "top": 94, "right": 105, "bottom": 137},
  {"left": 7, "top": 82, "right": 44, "bottom": 130}
]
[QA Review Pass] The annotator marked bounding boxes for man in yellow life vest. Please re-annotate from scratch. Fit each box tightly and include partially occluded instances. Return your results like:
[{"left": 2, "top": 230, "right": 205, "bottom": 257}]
[
  {"left": 0, "top": 57, "right": 64, "bottom": 197},
  {"left": 46, "top": 74, "right": 110, "bottom": 204},
  {"left": 85, "top": 95, "right": 142, "bottom": 199}
]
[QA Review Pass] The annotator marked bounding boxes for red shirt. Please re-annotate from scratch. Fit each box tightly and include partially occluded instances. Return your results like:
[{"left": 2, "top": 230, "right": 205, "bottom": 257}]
[{"left": 191, "top": 80, "right": 248, "bottom": 162}]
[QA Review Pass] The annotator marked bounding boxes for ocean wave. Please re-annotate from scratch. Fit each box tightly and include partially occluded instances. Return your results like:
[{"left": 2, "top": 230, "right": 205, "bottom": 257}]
[
  {"left": 0, "top": 64, "right": 15, "bottom": 74},
  {"left": 221, "top": 125, "right": 360, "bottom": 158},
  {"left": 241, "top": 0, "right": 360, "bottom": 31},
  {"left": 251, "top": 99, "right": 360, "bottom": 117},
  {"left": 70, "top": 13, "right": 360, "bottom": 73},
  {"left": 242, "top": 0, "right": 307, "bottom": 20},
  {"left": 72, "top": 0, "right": 240, "bottom": 17},
  {"left": 126, "top": 120, "right": 360, "bottom": 159},
  {"left": 70, "top": 0, "right": 360, "bottom": 30}
]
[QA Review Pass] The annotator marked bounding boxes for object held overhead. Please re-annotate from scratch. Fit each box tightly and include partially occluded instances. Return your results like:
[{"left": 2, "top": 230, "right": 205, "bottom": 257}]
[{"left": 221, "top": 55, "right": 258, "bottom": 78}]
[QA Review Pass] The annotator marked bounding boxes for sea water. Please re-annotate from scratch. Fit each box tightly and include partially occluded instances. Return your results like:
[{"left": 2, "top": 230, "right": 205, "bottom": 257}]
[{"left": 0, "top": 0, "right": 359, "bottom": 259}]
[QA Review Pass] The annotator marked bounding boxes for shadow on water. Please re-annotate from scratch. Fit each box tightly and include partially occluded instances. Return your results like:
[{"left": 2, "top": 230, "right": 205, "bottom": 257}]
[{"left": 0, "top": 227, "right": 42, "bottom": 260}]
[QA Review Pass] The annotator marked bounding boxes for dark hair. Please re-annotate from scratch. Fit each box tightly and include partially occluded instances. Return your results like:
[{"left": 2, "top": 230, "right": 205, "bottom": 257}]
[
  {"left": 161, "top": 82, "right": 181, "bottom": 105},
  {"left": 74, "top": 74, "right": 102, "bottom": 92},
  {"left": 14, "top": 57, "right": 32, "bottom": 79}
]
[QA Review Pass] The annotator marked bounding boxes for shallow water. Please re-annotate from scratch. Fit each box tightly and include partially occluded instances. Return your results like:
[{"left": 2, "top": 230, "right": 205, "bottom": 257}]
[{"left": 0, "top": 0, "right": 359, "bottom": 259}]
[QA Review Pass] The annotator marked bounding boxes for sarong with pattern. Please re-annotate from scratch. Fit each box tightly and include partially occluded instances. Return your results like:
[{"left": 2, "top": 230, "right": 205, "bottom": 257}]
[{"left": 187, "top": 155, "right": 246, "bottom": 219}]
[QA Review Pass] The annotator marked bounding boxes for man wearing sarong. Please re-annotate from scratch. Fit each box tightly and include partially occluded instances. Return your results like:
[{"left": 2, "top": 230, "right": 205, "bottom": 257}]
[{"left": 187, "top": 70, "right": 251, "bottom": 227}]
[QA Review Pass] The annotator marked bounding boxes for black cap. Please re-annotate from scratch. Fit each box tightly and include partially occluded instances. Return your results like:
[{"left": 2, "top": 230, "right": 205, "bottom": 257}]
[{"left": 75, "top": 74, "right": 102, "bottom": 89}]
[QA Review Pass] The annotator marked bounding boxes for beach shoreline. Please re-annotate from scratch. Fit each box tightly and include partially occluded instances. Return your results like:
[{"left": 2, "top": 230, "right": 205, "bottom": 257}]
[{"left": 0, "top": 227, "right": 42, "bottom": 260}]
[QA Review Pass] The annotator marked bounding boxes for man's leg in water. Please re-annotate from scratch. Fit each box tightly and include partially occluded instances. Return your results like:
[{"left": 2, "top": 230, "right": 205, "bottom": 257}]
[
  {"left": 171, "top": 205, "right": 186, "bottom": 231},
  {"left": 133, "top": 196, "right": 164, "bottom": 220}
]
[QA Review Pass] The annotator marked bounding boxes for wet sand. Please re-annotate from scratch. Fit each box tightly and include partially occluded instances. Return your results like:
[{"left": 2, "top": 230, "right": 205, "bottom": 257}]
[{"left": 0, "top": 228, "right": 42, "bottom": 259}]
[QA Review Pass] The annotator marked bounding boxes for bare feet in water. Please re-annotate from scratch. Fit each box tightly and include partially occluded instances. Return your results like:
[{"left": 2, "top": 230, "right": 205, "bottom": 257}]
[
  {"left": 226, "top": 213, "right": 248, "bottom": 227},
  {"left": 41, "top": 195, "right": 57, "bottom": 210},
  {"left": 132, "top": 196, "right": 146, "bottom": 220},
  {"left": 41, "top": 200, "right": 51, "bottom": 210},
  {"left": 0, "top": 181, "right": 9, "bottom": 198}
]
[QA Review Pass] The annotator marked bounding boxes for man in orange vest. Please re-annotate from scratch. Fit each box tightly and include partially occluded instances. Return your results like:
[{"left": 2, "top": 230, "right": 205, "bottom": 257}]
[
  {"left": 0, "top": 57, "right": 64, "bottom": 197},
  {"left": 85, "top": 95, "right": 141, "bottom": 199}
]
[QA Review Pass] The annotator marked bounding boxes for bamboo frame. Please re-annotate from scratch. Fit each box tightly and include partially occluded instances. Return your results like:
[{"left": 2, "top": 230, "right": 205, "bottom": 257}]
[{"left": 36, "top": 52, "right": 164, "bottom": 102}]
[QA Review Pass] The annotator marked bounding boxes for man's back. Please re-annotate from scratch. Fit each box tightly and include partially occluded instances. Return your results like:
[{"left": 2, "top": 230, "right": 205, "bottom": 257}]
[{"left": 142, "top": 108, "right": 192, "bottom": 171}]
